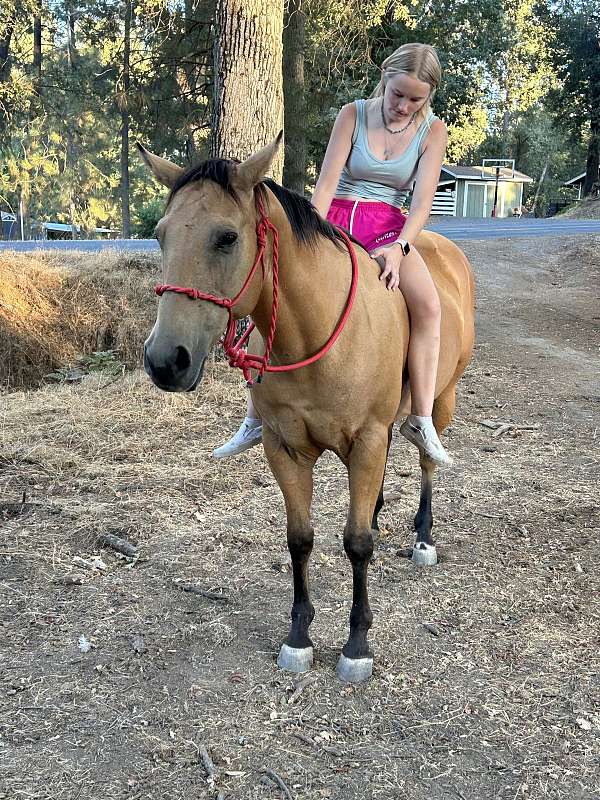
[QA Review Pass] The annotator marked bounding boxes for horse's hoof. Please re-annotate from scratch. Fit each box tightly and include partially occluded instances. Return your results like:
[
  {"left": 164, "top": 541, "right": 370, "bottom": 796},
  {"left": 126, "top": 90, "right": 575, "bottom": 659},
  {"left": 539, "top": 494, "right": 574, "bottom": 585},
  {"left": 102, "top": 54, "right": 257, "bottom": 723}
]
[
  {"left": 336, "top": 653, "right": 373, "bottom": 683},
  {"left": 277, "top": 644, "right": 313, "bottom": 673},
  {"left": 412, "top": 542, "right": 438, "bottom": 566}
]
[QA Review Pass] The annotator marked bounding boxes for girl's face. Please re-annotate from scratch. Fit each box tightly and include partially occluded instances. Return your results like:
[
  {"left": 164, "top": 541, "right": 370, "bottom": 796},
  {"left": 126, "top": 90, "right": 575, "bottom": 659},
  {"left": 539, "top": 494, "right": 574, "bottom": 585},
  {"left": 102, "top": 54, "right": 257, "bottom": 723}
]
[{"left": 383, "top": 72, "right": 432, "bottom": 121}]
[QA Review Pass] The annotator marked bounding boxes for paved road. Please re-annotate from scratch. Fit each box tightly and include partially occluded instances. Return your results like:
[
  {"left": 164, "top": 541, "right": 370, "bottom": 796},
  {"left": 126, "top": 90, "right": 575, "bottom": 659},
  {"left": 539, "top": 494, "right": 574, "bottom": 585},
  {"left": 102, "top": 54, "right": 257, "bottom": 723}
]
[
  {"left": 1, "top": 217, "right": 600, "bottom": 251},
  {"left": 427, "top": 217, "right": 600, "bottom": 240}
]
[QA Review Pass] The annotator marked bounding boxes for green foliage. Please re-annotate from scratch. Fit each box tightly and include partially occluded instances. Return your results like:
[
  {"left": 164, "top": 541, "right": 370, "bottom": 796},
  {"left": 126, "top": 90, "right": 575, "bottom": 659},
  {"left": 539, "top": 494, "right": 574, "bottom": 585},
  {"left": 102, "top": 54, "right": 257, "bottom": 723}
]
[
  {"left": 133, "top": 195, "right": 165, "bottom": 238},
  {"left": 46, "top": 350, "right": 125, "bottom": 383},
  {"left": 0, "top": 0, "right": 594, "bottom": 225}
]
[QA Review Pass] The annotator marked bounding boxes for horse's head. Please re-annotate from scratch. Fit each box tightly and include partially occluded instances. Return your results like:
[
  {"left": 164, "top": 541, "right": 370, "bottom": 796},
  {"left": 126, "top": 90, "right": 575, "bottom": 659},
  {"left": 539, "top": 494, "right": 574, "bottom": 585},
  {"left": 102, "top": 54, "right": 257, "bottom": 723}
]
[{"left": 138, "top": 135, "right": 282, "bottom": 392}]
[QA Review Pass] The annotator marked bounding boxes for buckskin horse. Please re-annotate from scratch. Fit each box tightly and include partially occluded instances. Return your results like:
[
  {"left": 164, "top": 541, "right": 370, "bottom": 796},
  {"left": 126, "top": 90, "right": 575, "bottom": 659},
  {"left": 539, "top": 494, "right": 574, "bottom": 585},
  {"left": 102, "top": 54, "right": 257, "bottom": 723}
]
[{"left": 139, "top": 135, "right": 475, "bottom": 683}]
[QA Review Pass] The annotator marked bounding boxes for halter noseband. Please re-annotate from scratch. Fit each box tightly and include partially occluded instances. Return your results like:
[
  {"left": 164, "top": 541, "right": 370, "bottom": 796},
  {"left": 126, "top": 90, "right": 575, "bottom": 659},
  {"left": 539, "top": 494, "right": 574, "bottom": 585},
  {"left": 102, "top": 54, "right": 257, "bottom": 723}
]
[{"left": 154, "top": 193, "right": 358, "bottom": 386}]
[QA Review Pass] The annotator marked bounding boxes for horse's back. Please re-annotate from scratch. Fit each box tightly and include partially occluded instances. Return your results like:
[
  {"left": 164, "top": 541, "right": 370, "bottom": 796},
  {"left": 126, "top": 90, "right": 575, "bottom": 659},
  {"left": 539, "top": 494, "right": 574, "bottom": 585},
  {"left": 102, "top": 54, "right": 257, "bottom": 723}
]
[{"left": 417, "top": 230, "right": 475, "bottom": 308}]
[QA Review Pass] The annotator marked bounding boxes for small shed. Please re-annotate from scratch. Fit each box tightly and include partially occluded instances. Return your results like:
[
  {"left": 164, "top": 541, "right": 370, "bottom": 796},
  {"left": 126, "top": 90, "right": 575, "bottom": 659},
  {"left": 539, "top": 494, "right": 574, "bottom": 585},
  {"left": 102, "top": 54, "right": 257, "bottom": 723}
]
[
  {"left": 36, "top": 221, "right": 80, "bottom": 240},
  {"left": 563, "top": 172, "right": 587, "bottom": 199},
  {"left": 1, "top": 210, "right": 19, "bottom": 240},
  {"left": 431, "top": 164, "right": 533, "bottom": 218}
]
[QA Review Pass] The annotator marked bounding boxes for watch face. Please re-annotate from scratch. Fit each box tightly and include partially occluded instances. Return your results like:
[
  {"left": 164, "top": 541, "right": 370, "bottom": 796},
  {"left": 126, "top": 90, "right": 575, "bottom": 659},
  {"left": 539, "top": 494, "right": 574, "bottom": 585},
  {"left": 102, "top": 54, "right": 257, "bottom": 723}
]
[{"left": 402, "top": 241, "right": 410, "bottom": 255}]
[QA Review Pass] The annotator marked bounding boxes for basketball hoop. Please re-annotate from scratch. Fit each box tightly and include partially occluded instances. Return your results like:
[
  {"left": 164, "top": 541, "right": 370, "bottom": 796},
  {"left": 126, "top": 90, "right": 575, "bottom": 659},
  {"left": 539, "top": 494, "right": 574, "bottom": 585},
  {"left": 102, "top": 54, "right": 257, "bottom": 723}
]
[
  {"left": 481, "top": 159, "right": 516, "bottom": 217},
  {"left": 481, "top": 158, "right": 515, "bottom": 179}
]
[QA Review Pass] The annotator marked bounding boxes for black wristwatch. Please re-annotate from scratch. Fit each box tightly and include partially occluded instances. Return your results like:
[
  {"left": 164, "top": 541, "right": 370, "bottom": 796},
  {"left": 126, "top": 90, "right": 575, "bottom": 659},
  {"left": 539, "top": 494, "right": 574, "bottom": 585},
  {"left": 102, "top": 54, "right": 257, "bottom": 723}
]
[{"left": 397, "top": 238, "right": 411, "bottom": 256}]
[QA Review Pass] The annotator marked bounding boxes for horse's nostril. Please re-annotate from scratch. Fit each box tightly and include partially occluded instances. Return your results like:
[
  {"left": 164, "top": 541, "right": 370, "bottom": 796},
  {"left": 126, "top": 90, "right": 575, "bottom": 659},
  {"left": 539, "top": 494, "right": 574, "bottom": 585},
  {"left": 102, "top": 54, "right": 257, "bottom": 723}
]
[{"left": 174, "top": 346, "right": 191, "bottom": 372}]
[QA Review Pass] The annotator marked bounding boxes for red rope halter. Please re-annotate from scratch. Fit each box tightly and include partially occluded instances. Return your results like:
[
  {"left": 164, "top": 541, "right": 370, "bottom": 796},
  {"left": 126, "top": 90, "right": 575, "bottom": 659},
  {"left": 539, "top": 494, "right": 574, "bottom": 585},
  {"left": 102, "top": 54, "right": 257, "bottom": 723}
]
[{"left": 154, "top": 194, "right": 359, "bottom": 386}]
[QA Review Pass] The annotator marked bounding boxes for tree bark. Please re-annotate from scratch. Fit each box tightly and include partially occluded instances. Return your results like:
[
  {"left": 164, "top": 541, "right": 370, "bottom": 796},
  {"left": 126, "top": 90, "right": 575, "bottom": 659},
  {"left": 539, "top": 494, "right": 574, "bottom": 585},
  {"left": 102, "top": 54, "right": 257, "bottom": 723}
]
[
  {"left": 211, "top": 0, "right": 284, "bottom": 181},
  {"left": 583, "top": 116, "right": 600, "bottom": 197},
  {"left": 65, "top": 0, "right": 79, "bottom": 231},
  {"left": 120, "top": 0, "right": 133, "bottom": 238},
  {"left": 33, "top": 4, "right": 42, "bottom": 96},
  {"left": 67, "top": 0, "right": 77, "bottom": 69},
  {"left": 282, "top": 0, "right": 306, "bottom": 194},
  {"left": 0, "top": 26, "right": 13, "bottom": 83},
  {"left": 531, "top": 157, "right": 549, "bottom": 216}
]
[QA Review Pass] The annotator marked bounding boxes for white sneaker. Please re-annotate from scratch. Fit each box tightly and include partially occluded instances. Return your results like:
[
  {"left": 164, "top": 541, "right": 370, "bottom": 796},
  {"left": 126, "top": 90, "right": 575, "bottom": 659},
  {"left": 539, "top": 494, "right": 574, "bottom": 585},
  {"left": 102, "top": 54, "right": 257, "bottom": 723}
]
[
  {"left": 212, "top": 418, "right": 262, "bottom": 458},
  {"left": 399, "top": 415, "right": 452, "bottom": 467}
]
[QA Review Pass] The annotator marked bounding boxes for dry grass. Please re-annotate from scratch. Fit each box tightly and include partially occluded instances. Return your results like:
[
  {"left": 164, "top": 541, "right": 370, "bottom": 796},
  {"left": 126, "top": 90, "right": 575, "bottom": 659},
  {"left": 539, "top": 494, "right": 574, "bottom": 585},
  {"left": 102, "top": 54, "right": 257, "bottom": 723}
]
[
  {"left": 557, "top": 196, "right": 600, "bottom": 220},
  {"left": 0, "top": 249, "right": 160, "bottom": 389},
  {"left": 0, "top": 236, "right": 599, "bottom": 800}
]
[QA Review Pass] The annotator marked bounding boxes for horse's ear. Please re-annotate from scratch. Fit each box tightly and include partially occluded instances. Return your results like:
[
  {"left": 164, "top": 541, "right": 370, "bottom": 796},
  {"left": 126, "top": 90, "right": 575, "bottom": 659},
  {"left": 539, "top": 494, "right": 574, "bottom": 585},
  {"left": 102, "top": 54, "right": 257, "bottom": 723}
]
[
  {"left": 232, "top": 131, "right": 283, "bottom": 193},
  {"left": 137, "top": 142, "right": 185, "bottom": 189}
]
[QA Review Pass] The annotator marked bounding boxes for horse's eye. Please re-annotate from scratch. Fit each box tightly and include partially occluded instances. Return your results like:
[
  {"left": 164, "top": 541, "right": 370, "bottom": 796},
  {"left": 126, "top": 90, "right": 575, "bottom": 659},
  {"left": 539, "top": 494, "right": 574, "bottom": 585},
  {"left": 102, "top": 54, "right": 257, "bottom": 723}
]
[{"left": 215, "top": 231, "right": 238, "bottom": 249}]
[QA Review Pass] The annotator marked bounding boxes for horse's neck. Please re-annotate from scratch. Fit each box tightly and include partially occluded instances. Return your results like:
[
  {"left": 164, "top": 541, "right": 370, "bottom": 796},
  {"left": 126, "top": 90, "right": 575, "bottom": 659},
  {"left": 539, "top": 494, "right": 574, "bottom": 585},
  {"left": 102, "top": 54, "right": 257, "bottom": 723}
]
[{"left": 250, "top": 199, "right": 347, "bottom": 359}]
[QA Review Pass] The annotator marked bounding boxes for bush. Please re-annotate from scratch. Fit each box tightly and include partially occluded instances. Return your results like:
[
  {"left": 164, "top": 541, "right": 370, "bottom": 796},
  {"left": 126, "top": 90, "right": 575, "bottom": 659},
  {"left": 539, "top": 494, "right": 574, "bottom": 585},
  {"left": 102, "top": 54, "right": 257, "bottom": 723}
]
[{"left": 133, "top": 197, "right": 164, "bottom": 239}]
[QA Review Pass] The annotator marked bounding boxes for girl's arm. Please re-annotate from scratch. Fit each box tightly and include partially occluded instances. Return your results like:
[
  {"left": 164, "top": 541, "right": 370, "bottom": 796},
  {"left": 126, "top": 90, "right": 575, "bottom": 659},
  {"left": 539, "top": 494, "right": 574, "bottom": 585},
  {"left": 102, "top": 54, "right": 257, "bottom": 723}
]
[
  {"left": 310, "top": 103, "right": 356, "bottom": 217},
  {"left": 397, "top": 119, "right": 448, "bottom": 245}
]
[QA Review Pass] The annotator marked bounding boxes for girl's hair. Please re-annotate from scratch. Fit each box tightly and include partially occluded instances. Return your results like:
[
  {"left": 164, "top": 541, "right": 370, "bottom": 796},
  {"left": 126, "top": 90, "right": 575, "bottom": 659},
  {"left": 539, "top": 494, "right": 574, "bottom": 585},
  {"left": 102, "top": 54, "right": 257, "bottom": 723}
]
[{"left": 370, "top": 43, "right": 441, "bottom": 122}]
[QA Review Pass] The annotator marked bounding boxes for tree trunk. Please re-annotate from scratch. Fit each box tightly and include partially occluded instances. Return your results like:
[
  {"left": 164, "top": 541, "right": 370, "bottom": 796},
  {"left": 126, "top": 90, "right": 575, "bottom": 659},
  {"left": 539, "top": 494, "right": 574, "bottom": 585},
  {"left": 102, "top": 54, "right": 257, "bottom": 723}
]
[
  {"left": 0, "top": 26, "right": 13, "bottom": 83},
  {"left": 531, "top": 157, "right": 549, "bottom": 216},
  {"left": 211, "top": 0, "right": 284, "bottom": 181},
  {"left": 65, "top": 0, "right": 79, "bottom": 231},
  {"left": 502, "top": 93, "right": 511, "bottom": 152},
  {"left": 282, "top": 0, "right": 306, "bottom": 194},
  {"left": 67, "top": 0, "right": 77, "bottom": 69},
  {"left": 120, "top": 0, "right": 133, "bottom": 238},
  {"left": 583, "top": 117, "right": 600, "bottom": 197},
  {"left": 33, "top": 5, "right": 42, "bottom": 96}
]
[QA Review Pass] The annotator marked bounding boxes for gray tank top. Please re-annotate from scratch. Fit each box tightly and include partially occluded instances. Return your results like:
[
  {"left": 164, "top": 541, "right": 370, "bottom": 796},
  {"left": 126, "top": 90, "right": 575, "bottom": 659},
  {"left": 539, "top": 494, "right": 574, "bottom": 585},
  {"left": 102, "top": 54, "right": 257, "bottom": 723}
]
[{"left": 335, "top": 99, "right": 436, "bottom": 209}]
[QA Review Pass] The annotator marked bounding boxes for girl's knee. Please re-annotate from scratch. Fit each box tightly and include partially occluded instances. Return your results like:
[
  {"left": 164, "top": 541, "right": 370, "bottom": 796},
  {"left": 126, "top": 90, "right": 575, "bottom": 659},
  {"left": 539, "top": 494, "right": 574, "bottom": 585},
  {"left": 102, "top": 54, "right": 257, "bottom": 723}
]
[{"left": 406, "top": 289, "right": 441, "bottom": 325}]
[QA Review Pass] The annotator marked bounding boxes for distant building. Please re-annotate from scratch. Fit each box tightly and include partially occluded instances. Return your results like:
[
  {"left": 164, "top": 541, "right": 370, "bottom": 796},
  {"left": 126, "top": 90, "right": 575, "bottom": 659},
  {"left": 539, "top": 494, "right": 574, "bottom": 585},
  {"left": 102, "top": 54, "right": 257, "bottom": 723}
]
[
  {"left": 563, "top": 172, "right": 588, "bottom": 200},
  {"left": 431, "top": 164, "right": 533, "bottom": 218},
  {"left": 1, "top": 211, "right": 19, "bottom": 240}
]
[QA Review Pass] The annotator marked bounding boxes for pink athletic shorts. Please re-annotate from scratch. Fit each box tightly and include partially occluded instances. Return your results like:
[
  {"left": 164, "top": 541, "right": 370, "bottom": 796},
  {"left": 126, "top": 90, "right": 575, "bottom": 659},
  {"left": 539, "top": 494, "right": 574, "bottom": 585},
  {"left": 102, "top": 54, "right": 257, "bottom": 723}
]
[{"left": 326, "top": 198, "right": 407, "bottom": 253}]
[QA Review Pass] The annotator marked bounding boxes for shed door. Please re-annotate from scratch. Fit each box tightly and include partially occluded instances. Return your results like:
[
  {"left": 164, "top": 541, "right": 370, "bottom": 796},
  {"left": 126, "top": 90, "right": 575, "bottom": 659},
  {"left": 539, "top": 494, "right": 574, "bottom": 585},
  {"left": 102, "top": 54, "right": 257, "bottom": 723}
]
[{"left": 464, "top": 183, "right": 488, "bottom": 217}]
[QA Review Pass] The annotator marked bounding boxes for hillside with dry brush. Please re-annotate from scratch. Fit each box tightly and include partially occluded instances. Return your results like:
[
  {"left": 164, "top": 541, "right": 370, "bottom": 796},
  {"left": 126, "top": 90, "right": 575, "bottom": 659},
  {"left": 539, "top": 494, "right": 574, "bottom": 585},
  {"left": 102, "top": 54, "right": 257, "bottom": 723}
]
[{"left": 0, "top": 251, "right": 160, "bottom": 389}]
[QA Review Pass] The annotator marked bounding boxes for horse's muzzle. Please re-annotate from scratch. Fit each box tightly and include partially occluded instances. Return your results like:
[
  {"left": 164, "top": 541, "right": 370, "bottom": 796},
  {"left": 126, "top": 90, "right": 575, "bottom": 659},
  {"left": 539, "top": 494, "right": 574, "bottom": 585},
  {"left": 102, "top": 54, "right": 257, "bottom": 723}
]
[{"left": 144, "top": 342, "right": 206, "bottom": 392}]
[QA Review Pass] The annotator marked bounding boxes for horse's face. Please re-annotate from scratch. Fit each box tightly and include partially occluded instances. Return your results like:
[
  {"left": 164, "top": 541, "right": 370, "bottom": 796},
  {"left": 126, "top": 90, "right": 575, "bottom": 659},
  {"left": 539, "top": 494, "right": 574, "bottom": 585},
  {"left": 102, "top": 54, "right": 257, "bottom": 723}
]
[{"left": 138, "top": 137, "right": 281, "bottom": 392}]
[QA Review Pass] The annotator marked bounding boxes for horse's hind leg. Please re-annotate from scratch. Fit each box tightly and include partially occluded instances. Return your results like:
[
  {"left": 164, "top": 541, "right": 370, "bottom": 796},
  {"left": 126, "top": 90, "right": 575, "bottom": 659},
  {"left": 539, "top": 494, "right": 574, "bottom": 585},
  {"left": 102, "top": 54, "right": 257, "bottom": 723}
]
[
  {"left": 262, "top": 426, "right": 318, "bottom": 673},
  {"left": 412, "top": 383, "right": 456, "bottom": 566},
  {"left": 337, "top": 426, "right": 389, "bottom": 683},
  {"left": 371, "top": 425, "right": 393, "bottom": 532}
]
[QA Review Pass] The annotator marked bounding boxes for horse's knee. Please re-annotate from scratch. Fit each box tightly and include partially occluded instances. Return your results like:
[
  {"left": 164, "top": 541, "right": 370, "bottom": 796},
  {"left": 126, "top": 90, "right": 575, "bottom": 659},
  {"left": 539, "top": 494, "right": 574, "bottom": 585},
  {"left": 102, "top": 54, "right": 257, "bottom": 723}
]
[
  {"left": 343, "top": 526, "right": 374, "bottom": 563},
  {"left": 287, "top": 525, "right": 314, "bottom": 559}
]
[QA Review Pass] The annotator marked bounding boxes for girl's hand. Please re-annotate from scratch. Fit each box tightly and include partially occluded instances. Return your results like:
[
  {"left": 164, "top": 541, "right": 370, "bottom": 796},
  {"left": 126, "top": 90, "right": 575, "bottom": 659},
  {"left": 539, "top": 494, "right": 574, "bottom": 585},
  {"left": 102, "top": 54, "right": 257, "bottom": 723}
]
[{"left": 370, "top": 243, "right": 405, "bottom": 291}]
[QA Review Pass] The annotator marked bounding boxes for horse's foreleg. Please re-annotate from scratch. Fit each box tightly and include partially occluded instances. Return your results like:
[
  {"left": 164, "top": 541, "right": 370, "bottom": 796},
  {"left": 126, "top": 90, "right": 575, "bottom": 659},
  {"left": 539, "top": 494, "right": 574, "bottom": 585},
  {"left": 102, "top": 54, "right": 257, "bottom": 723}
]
[
  {"left": 337, "top": 427, "right": 388, "bottom": 683},
  {"left": 371, "top": 424, "right": 393, "bottom": 532},
  {"left": 412, "top": 382, "right": 457, "bottom": 565},
  {"left": 262, "top": 426, "right": 317, "bottom": 674}
]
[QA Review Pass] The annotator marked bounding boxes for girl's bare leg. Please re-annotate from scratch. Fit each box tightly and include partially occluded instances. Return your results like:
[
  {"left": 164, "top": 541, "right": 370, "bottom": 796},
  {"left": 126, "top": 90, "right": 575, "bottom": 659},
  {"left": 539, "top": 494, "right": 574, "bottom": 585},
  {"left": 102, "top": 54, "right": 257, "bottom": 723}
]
[
  {"left": 395, "top": 247, "right": 441, "bottom": 416},
  {"left": 393, "top": 247, "right": 450, "bottom": 466}
]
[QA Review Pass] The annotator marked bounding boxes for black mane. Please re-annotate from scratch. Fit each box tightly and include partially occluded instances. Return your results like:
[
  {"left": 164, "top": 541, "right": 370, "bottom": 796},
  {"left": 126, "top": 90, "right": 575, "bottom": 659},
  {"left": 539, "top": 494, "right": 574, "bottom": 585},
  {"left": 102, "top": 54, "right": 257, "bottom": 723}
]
[{"left": 169, "top": 158, "right": 353, "bottom": 252}]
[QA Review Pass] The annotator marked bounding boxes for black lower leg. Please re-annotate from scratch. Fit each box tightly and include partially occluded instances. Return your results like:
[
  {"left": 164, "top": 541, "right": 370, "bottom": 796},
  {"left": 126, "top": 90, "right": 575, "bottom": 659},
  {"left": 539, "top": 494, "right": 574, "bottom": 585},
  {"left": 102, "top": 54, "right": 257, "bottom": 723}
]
[
  {"left": 414, "top": 463, "right": 434, "bottom": 547},
  {"left": 342, "top": 527, "right": 374, "bottom": 659},
  {"left": 286, "top": 528, "right": 315, "bottom": 649}
]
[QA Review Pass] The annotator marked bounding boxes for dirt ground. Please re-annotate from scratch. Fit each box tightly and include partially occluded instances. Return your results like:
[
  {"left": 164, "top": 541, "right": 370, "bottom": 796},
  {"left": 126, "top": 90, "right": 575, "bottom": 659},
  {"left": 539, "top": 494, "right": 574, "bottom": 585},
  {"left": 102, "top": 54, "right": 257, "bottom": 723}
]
[
  {"left": 558, "top": 196, "right": 600, "bottom": 219},
  {"left": 1, "top": 234, "right": 599, "bottom": 800}
]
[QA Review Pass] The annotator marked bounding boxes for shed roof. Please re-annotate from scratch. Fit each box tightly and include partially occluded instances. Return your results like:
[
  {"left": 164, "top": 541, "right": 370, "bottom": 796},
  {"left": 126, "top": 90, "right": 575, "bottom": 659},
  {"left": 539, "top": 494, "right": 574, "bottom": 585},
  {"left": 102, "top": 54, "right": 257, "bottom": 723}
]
[
  {"left": 441, "top": 164, "right": 533, "bottom": 182},
  {"left": 563, "top": 172, "right": 586, "bottom": 186}
]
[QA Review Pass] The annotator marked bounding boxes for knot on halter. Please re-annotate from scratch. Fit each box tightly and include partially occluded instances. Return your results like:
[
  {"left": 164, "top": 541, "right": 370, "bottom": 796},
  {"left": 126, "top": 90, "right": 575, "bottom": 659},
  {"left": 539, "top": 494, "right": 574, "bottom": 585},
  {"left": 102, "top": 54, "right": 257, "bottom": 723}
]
[{"left": 226, "top": 348, "right": 267, "bottom": 385}]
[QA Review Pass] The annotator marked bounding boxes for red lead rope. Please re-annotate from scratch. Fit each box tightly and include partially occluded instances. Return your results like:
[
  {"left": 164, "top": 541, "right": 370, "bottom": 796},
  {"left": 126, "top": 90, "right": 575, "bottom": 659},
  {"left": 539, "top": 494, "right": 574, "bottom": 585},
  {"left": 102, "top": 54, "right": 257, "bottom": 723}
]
[{"left": 155, "top": 195, "right": 359, "bottom": 386}]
